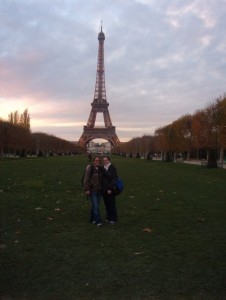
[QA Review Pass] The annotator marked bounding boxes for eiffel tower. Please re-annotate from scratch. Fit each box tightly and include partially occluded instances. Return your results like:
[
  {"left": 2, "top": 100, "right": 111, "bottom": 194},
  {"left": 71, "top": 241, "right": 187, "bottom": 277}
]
[{"left": 78, "top": 25, "right": 120, "bottom": 148}]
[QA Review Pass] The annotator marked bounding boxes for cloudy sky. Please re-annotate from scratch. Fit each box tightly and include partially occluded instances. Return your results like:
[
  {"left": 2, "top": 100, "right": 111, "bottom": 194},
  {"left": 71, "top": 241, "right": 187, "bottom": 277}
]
[{"left": 1, "top": 0, "right": 226, "bottom": 142}]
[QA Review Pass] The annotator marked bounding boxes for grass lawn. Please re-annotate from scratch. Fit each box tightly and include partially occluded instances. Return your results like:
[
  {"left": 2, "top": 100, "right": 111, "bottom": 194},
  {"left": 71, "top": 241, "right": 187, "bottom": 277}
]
[{"left": 0, "top": 155, "right": 226, "bottom": 300}]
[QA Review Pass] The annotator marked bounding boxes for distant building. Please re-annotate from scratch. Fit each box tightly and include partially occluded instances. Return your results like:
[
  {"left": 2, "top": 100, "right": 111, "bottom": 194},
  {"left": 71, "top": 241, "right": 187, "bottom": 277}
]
[{"left": 87, "top": 141, "right": 111, "bottom": 154}]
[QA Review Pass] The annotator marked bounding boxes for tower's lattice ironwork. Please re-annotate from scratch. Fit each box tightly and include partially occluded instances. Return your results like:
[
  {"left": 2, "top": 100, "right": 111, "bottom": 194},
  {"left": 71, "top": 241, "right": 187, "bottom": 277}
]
[{"left": 78, "top": 26, "right": 120, "bottom": 147}]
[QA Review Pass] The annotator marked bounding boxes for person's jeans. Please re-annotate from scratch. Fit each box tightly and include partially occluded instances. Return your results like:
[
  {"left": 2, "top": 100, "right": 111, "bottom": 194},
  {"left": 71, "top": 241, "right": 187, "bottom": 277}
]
[{"left": 90, "top": 191, "right": 102, "bottom": 224}]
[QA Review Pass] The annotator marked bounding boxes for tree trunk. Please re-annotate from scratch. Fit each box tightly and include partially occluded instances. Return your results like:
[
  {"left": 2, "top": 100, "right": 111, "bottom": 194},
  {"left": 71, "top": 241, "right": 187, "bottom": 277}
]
[
  {"left": 219, "top": 147, "right": 224, "bottom": 164},
  {"left": 207, "top": 149, "right": 218, "bottom": 168}
]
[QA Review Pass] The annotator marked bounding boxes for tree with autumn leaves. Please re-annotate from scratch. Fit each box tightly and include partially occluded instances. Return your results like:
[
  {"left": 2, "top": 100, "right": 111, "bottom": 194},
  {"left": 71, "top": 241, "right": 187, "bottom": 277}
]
[
  {"left": 114, "top": 94, "right": 226, "bottom": 166},
  {"left": 157, "top": 95, "right": 226, "bottom": 164}
]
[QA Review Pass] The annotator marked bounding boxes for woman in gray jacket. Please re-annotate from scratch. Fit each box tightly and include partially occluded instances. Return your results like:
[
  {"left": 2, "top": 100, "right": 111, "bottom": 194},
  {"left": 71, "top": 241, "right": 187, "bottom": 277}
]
[{"left": 83, "top": 156, "right": 102, "bottom": 227}]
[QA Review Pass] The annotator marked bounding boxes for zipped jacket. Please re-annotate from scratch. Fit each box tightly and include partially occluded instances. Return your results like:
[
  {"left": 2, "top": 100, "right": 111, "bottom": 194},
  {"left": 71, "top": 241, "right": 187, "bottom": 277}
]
[
  {"left": 83, "top": 165, "right": 102, "bottom": 192},
  {"left": 101, "top": 164, "right": 118, "bottom": 194}
]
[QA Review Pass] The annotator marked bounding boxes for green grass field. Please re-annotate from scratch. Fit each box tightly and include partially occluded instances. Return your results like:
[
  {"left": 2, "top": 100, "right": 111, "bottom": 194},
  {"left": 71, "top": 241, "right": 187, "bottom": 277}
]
[{"left": 0, "top": 155, "right": 226, "bottom": 300}]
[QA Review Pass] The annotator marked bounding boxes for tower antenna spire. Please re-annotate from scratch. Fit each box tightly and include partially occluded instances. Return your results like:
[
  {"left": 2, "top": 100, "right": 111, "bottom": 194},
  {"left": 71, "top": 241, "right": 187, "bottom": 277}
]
[{"left": 101, "top": 20, "right": 103, "bottom": 31}]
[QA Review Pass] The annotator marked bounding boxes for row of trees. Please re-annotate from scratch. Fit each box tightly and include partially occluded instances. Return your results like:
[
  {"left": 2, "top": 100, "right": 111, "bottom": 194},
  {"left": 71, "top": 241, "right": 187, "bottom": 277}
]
[
  {"left": 1, "top": 94, "right": 226, "bottom": 162},
  {"left": 0, "top": 109, "right": 83, "bottom": 156},
  {"left": 114, "top": 94, "right": 226, "bottom": 165},
  {"left": 31, "top": 133, "right": 83, "bottom": 156}
]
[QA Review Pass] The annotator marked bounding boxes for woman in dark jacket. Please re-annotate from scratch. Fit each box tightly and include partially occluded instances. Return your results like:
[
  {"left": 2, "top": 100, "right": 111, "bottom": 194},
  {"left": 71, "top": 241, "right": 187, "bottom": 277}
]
[{"left": 102, "top": 156, "right": 118, "bottom": 224}]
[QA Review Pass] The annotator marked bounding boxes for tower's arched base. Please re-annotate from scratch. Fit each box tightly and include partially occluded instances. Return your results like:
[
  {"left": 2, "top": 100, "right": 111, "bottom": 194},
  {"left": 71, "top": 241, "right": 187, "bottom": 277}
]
[{"left": 79, "top": 126, "right": 120, "bottom": 147}]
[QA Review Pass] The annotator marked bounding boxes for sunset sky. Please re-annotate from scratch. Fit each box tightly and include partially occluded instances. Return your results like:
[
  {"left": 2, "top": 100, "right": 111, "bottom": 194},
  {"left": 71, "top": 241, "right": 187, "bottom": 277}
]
[{"left": 1, "top": 0, "right": 226, "bottom": 142}]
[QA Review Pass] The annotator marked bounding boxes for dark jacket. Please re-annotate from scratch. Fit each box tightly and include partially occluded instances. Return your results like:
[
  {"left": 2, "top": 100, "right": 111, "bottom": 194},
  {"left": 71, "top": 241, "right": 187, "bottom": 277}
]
[{"left": 101, "top": 164, "right": 118, "bottom": 194}]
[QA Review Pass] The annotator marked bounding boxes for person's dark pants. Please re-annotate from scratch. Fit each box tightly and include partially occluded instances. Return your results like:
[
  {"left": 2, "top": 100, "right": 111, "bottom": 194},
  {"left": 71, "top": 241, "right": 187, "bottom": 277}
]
[{"left": 103, "top": 193, "right": 117, "bottom": 222}]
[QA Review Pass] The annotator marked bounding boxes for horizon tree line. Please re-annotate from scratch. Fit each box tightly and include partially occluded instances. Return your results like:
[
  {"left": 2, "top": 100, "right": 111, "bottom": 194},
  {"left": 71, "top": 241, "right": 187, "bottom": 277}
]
[
  {"left": 0, "top": 109, "right": 83, "bottom": 156},
  {"left": 113, "top": 94, "right": 226, "bottom": 166},
  {"left": 1, "top": 94, "right": 226, "bottom": 163}
]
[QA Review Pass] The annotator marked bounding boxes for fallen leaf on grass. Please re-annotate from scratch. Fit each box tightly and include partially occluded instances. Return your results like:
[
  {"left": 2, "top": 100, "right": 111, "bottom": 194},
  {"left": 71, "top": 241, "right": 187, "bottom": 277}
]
[
  {"left": 133, "top": 252, "right": 144, "bottom": 255},
  {"left": 35, "top": 207, "right": 42, "bottom": 210},
  {"left": 54, "top": 208, "right": 61, "bottom": 211},
  {"left": 142, "top": 227, "right": 152, "bottom": 233},
  {"left": 197, "top": 218, "right": 205, "bottom": 222},
  {"left": 47, "top": 217, "right": 54, "bottom": 221}
]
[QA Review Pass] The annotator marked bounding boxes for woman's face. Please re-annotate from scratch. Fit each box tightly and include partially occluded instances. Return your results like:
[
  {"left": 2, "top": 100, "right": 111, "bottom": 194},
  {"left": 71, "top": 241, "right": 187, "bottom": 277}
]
[
  {"left": 103, "top": 157, "right": 109, "bottom": 166},
  {"left": 93, "top": 157, "right": 100, "bottom": 166}
]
